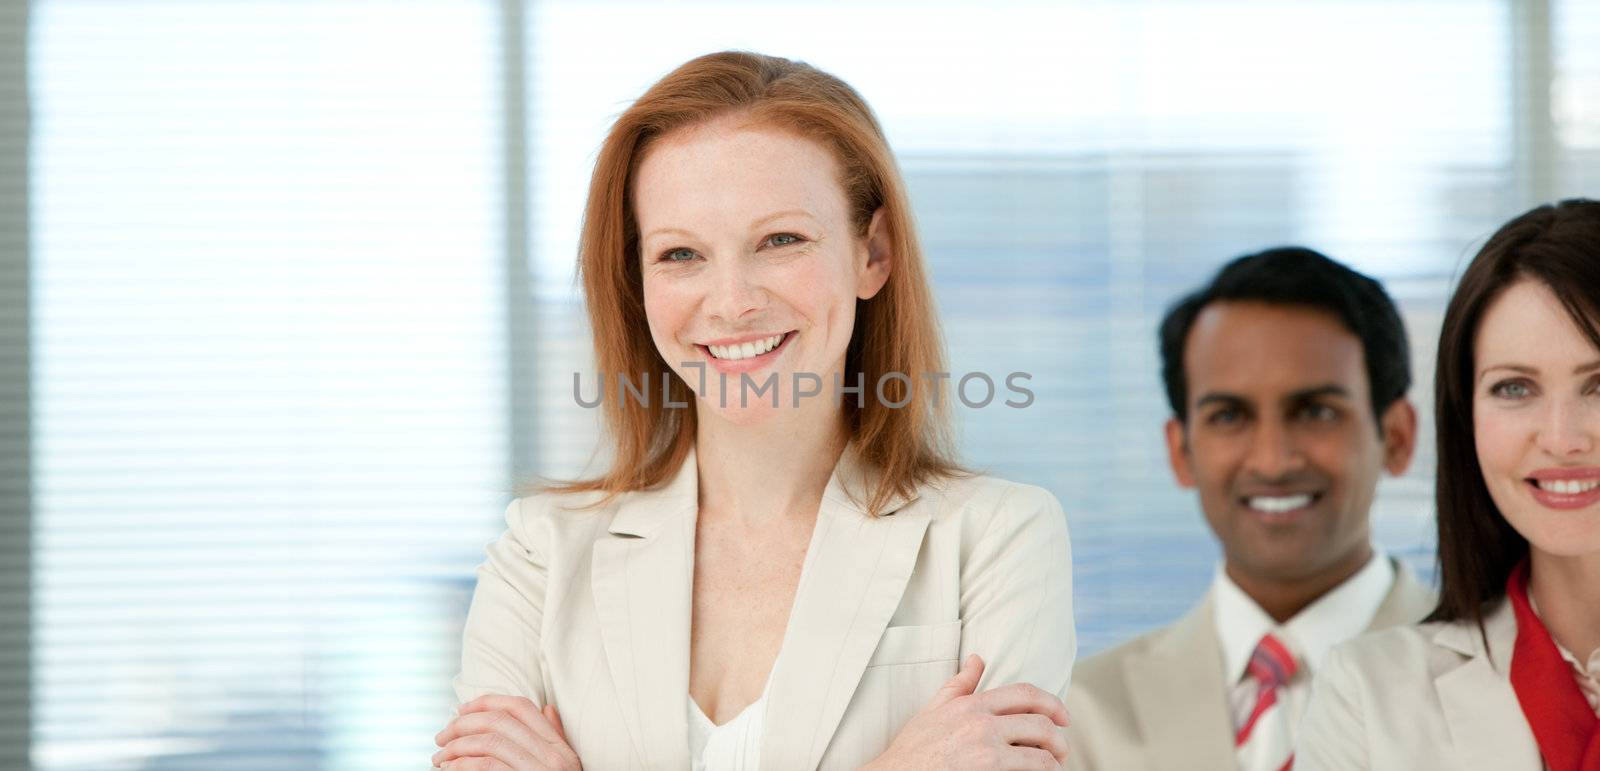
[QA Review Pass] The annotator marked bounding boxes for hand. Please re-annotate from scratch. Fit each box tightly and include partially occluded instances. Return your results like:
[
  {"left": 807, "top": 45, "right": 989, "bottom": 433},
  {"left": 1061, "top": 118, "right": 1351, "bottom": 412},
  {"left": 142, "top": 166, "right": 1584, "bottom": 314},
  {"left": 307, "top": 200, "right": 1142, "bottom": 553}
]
[
  {"left": 864, "top": 654, "right": 1071, "bottom": 771},
  {"left": 432, "top": 695, "right": 582, "bottom": 770}
]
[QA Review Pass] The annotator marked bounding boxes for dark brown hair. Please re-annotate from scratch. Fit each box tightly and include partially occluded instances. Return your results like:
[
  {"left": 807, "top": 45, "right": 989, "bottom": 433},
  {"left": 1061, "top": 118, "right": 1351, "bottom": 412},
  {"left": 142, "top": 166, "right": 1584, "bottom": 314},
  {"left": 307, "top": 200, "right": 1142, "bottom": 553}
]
[{"left": 1428, "top": 198, "right": 1600, "bottom": 626}]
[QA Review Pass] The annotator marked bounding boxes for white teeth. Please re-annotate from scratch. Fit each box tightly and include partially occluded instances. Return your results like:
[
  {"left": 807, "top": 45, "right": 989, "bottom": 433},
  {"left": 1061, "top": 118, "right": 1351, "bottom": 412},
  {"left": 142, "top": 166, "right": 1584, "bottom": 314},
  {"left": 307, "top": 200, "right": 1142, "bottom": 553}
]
[
  {"left": 707, "top": 333, "right": 785, "bottom": 361},
  {"left": 1536, "top": 479, "right": 1600, "bottom": 495},
  {"left": 1248, "top": 494, "right": 1313, "bottom": 514}
]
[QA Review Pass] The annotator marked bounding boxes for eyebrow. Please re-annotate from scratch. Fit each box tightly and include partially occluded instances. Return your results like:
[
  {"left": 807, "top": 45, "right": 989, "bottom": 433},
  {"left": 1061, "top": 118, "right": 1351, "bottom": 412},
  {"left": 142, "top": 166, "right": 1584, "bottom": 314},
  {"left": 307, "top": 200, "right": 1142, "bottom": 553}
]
[
  {"left": 641, "top": 209, "right": 818, "bottom": 244},
  {"left": 751, "top": 209, "right": 816, "bottom": 229},
  {"left": 642, "top": 226, "right": 696, "bottom": 243},
  {"left": 1194, "top": 393, "right": 1245, "bottom": 410},
  {"left": 1478, "top": 360, "right": 1600, "bottom": 382},
  {"left": 1285, "top": 384, "right": 1353, "bottom": 402},
  {"left": 1193, "top": 384, "right": 1351, "bottom": 410}
]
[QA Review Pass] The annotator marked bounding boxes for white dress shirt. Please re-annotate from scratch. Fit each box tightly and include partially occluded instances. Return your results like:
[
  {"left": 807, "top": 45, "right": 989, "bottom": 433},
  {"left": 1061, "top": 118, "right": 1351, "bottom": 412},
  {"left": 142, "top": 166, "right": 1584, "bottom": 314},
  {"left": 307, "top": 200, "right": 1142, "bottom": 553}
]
[{"left": 1213, "top": 548, "right": 1396, "bottom": 746}]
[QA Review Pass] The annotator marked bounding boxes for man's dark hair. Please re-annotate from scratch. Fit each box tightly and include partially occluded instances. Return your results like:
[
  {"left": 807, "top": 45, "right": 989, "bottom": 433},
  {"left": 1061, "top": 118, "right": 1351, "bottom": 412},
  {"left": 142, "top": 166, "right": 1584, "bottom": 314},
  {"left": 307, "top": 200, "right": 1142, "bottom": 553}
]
[{"left": 1158, "top": 246, "right": 1411, "bottom": 424}]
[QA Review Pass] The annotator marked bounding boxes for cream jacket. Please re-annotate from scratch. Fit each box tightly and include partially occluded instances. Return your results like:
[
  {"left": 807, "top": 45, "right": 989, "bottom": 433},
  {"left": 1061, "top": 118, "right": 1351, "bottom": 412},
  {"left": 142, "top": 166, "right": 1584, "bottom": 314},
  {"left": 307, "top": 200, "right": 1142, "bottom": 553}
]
[
  {"left": 1297, "top": 597, "right": 1544, "bottom": 770},
  {"left": 452, "top": 443, "right": 1077, "bottom": 770},
  {"left": 1064, "top": 561, "right": 1434, "bottom": 771}
]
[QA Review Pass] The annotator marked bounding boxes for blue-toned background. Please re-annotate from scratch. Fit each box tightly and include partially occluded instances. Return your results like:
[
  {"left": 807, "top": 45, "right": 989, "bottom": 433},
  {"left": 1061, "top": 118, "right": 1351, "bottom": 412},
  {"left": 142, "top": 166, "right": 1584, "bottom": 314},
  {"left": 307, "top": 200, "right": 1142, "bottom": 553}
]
[{"left": 4, "top": 0, "right": 1598, "bottom": 768}]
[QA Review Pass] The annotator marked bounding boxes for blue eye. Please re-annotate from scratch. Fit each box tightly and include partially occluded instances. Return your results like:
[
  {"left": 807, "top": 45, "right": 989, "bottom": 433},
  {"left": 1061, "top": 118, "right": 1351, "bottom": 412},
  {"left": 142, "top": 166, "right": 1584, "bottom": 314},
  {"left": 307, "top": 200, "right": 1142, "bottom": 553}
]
[
  {"left": 765, "top": 233, "right": 802, "bottom": 248},
  {"left": 1491, "top": 379, "right": 1533, "bottom": 399},
  {"left": 660, "top": 247, "right": 697, "bottom": 263}
]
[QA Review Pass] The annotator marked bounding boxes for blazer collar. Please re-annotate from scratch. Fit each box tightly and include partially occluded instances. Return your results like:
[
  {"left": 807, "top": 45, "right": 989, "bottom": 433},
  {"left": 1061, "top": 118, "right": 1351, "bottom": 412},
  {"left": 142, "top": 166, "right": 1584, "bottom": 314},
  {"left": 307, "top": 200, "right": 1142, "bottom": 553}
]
[
  {"left": 1122, "top": 567, "right": 1434, "bottom": 771},
  {"left": 1125, "top": 591, "right": 1239, "bottom": 770},
  {"left": 607, "top": 446, "right": 700, "bottom": 539},
  {"left": 1368, "top": 558, "right": 1438, "bottom": 630},
  {"left": 1430, "top": 597, "right": 1541, "bottom": 768},
  {"left": 822, "top": 440, "right": 922, "bottom": 517},
  {"left": 1431, "top": 595, "right": 1517, "bottom": 674},
  {"left": 591, "top": 462, "right": 699, "bottom": 770},
  {"left": 593, "top": 440, "right": 927, "bottom": 769},
  {"left": 761, "top": 487, "right": 930, "bottom": 769},
  {"left": 606, "top": 441, "right": 921, "bottom": 539}
]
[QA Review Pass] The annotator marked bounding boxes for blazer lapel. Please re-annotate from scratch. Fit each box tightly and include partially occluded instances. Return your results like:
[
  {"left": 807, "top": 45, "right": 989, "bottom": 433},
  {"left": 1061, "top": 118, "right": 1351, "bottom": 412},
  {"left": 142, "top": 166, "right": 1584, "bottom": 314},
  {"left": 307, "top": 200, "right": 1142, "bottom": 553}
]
[
  {"left": 1125, "top": 592, "right": 1239, "bottom": 771},
  {"left": 759, "top": 443, "right": 926, "bottom": 770},
  {"left": 591, "top": 450, "right": 699, "bottom": 771},
  {"left": 1432, "top": 599, "right": 1542, "bottom": 769},
  {"left": 1367, "top": 558, "right": 1438, "bottom": 630}
]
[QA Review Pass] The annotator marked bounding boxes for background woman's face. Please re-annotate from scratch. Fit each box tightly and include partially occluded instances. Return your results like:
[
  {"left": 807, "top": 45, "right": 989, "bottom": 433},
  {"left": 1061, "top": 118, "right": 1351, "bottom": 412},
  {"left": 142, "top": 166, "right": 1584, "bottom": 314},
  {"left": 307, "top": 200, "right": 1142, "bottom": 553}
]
[
  {"left": 1473, "top": 278, "right": 1600, "bottom": 559},
  {"left": 633, "top": 115, "right": 889, "bottom": 426}
]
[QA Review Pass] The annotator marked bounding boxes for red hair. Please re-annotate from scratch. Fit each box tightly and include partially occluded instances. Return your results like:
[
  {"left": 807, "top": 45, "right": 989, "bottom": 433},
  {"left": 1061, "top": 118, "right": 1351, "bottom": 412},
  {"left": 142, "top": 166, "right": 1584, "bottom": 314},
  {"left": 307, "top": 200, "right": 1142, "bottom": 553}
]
[{"left": 547, "top": 51, "right": 962, "bottom": 516}]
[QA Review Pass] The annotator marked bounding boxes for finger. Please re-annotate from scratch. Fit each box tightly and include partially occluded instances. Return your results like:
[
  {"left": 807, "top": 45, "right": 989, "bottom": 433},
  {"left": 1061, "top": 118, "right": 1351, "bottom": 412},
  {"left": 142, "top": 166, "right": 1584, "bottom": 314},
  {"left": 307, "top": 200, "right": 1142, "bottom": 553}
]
[
  {"left": 978, "top": 682, "right": 1070, "bottom": 726},
  {"left": 999, "top": 745, "right": 1060, "bottom": 771},
  {"left": 927, "top": 654, "right": 985, "bottom": 709},
  {"left": 459, "top": 695, "right": 569, "bottom": 746},
  {"left": 544, "top": 704, "right": 567, "bottom": 742},
  {"left": 434, "top": 710, "right": 545, "bottom": 756},
  {"left": 541, "top": 704, "right": 581, "bottom": 765},
  {"left": 999, "top": 713, "right": 1070, "bottom": 763},
  {"left": 431, "top": 732, "right": 538, "bottom": 769},
  {"left": 439, "top": 759, "right": 513, "bottom": 771}
]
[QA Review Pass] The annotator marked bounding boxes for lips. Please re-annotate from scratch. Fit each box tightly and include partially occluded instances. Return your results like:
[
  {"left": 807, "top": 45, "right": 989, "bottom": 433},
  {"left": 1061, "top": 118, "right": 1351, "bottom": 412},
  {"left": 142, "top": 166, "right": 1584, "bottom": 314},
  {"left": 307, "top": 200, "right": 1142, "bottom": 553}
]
[
  {"left": 695, "top": 330, "right": 796, "bottom": 376},
  {"left": 1239, "top": 491, "right": 1322, "bottom": 523},
  {"left": 1524, "top": 468, "right": 1600, "bottom": 510}
]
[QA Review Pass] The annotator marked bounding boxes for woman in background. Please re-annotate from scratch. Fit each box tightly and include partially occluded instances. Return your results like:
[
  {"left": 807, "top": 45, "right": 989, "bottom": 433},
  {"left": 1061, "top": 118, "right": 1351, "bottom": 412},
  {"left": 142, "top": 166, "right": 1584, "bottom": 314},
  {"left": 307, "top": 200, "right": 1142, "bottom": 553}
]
[
  {"left": 1298, "top": 199, "right": 1600, "bottom": 770},
  {"left": 430, "top": 51, "right": 1076, "bottom": 770}
]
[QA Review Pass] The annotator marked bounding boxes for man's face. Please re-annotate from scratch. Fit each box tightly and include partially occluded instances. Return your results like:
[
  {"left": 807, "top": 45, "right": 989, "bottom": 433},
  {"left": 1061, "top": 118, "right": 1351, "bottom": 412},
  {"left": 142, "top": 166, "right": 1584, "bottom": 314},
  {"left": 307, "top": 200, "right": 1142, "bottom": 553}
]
[{"left": 1164, "top": 301, "right": 1416, "bottom": 587}]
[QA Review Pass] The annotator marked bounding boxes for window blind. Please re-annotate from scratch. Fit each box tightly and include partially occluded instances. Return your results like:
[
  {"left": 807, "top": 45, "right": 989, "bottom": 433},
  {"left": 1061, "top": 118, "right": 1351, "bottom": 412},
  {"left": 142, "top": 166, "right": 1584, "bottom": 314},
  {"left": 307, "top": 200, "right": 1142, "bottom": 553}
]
[
  {"left": 8, "top": 1, "right": 1586, "bottom": 769},
  {"left": 28, "top": 2, "right": 511, "bottom": 768},
  {"left": 1555, "top": 0, "right": 1600, "bottom": 193}
]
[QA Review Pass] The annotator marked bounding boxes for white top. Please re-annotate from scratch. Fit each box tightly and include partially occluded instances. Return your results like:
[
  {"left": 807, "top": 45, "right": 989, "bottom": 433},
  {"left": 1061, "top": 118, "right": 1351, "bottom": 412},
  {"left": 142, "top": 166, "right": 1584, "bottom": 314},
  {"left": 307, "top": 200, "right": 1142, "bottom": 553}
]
[
  {"left": 1555, "top": 640, "right": 1600, "bottom": 717},
  {"left": 1213, "top": 549, "right": 1396, "bottom": 738},
  {"left": 687, "top": 694, "right": 767, "bottom": 771}
]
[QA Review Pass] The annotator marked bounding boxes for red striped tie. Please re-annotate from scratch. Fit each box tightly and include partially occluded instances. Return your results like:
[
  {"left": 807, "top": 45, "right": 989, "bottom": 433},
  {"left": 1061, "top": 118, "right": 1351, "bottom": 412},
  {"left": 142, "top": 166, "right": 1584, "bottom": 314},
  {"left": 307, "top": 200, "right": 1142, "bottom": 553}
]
[{"left": 1236, "top": 632, "right": 1298, "bottom": 771}]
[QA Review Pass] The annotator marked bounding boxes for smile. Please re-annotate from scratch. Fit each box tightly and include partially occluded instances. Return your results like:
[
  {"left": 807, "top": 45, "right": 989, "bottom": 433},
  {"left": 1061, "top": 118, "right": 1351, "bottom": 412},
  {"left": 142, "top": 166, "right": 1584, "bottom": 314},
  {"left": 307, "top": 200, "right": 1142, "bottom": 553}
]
[
  {"left": 706, "top": 332, "right": 788, "bottom": 361},
  {"left": 1242, "top": 492, "right": 1321, "bottom": 516},
  {"left": 695, "top": 330, "right": 797, "bottom": 375},
  {"left": 1531, "top": 478, "right": 1599, "bottom": 495},
  {"left": 1524, "top": 469, "right": 1600, "bottom": 510}
]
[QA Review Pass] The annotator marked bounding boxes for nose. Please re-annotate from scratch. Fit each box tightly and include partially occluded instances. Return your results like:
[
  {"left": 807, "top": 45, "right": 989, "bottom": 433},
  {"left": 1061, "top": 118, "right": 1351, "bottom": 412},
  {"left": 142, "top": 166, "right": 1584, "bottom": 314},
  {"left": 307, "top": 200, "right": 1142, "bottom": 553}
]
[
  {"left": 703, "top": 256, "right": 766, "bottom": 323},
  {"left": 1537, "top": 395, "right": 1597, "bottom": 458},
  {"left": 1243, "top": 418, "right": 1307, "bottom": 481}
]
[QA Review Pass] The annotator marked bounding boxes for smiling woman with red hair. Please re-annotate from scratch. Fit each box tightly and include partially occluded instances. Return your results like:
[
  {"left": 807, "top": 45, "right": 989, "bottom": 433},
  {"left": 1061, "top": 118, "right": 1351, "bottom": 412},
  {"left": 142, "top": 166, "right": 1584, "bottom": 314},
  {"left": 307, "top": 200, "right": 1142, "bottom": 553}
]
[{"left": 431, "top": 51, "right": 1077, "bottom": 770}]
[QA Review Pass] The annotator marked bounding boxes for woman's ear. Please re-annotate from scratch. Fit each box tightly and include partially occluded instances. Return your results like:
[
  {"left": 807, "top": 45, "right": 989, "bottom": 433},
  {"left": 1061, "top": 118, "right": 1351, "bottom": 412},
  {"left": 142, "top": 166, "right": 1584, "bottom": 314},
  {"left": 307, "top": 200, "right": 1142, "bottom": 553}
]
[{"left": 856, "top": 208, "right": 893, "bottom": 300}]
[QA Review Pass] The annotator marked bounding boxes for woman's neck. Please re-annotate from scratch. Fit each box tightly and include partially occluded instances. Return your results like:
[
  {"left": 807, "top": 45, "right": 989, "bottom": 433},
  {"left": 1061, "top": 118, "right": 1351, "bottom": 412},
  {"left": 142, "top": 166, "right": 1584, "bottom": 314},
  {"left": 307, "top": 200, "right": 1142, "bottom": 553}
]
[
  {"left": 693, "top": 403, "right": 849, "bottom": 528},
  {"left": 1529, "top": 548, "right": 1600, "bottom": 662}
]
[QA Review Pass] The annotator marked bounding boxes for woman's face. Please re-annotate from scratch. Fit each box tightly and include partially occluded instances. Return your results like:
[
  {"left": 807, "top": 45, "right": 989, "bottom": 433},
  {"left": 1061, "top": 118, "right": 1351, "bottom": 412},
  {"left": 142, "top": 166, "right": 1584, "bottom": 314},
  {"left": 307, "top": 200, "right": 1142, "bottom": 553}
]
[
  {"left": 633, "top": 116, "right": 890, "bottom": 426},
  {"left": 1473, "top": 278, "right": 1600, "bottom": 559}
]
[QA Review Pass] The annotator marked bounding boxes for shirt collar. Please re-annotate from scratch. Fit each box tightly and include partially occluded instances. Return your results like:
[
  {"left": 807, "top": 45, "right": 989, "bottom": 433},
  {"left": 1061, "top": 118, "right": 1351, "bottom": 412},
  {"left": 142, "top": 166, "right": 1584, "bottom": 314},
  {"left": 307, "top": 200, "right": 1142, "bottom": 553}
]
[{"left": 1213, "top": 547, "right": 1395, "bottom": 686}]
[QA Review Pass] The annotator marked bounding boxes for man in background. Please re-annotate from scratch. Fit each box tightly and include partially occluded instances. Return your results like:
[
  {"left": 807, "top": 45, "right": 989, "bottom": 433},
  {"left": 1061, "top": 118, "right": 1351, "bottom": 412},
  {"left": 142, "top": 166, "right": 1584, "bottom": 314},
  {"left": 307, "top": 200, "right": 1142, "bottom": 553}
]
[{"left": 1066, "top": 247, "right": 1435, "bottom": 771}]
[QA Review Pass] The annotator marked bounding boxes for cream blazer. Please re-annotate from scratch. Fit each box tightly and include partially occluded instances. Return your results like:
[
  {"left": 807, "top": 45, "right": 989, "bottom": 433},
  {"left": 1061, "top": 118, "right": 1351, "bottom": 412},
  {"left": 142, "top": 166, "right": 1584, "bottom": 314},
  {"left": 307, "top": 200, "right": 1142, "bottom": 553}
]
[
  {"left": 452, "top": 443, "right": 1077, "bottom": 770},
  {"left": 1063, "top": 561, "right": 1434, "bottom": 771},
  {"left": 1296, "top": 596, "right": 1543, "bottom": 770}
]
